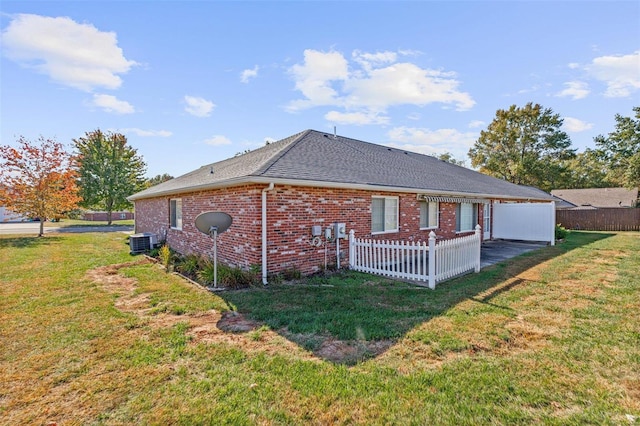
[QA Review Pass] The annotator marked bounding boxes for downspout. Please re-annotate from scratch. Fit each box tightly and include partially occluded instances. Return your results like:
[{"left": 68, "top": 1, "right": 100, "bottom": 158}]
[{"left": 262, "top": 183, "right": 275, "bottom": 285}]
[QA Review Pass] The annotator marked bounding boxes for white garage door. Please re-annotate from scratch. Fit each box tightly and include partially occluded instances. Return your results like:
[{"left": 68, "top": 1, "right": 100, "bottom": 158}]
[{"left": 492, "top": 202, "right": 555, "bottom": 245}]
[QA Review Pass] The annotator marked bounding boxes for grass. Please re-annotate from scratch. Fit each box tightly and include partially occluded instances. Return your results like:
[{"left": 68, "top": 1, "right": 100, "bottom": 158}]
[{"left": 1, "top": 231, "right": 638, "bottom": 424}]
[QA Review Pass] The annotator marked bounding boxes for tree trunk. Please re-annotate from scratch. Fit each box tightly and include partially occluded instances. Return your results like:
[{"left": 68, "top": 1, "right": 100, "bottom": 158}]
[
  {"left": 39, "top": 218, "right": 44, "bottom": 237},
  {"left": 107, "top": 210, "right": 112, "bottom": 226}
]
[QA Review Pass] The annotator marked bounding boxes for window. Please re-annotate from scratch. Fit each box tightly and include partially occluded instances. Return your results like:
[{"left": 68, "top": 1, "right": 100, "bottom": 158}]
[
  {"left": 456, "top": 203, "right": 478, "bottom": 232},
  {"left": 419, "top": 201, "right": 439, "bottom": 229},
  {"left": 372, "top": 196, "right": 398, "bottom": 234},
  {"left": 170, "top": 198, "right": 182, "bottom": 230}
]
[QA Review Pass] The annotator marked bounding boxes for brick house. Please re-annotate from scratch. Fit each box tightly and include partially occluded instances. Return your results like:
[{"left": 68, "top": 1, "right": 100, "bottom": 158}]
[{"left": 128, "top": 129, "right": 553, "bottom": 283}]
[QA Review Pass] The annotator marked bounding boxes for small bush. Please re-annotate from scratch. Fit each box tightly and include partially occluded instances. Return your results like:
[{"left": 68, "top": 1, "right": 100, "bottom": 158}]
[
  {"left": 555, "top": 224, "right": 569, "bottom": 240},
  {"left": 281, "top": 267, "right": 302, "bottom": 281},
  {"left": 196, "top": 259, "right": 217, "bottom": 285},
  {"left": 159, "top": 244, "right": 172, "bottom": 272},
  {"left": 175, "top": 254, "right": 200, "bottom": 277},
  {"left": 219, "top": 264, "right": 260, "bottom": 289}
]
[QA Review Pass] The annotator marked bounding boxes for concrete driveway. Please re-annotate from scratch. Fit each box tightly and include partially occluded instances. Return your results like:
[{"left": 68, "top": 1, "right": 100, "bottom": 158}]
[
  {"left": 480, "top": 239, "right": 548, "bottom": 268},
  {"left": 0, "top": 222, "right": 133, "bottom": 235}
]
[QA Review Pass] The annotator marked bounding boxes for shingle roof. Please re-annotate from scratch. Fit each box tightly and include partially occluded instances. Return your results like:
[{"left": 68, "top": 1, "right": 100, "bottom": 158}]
[
  {"left": 129, "top": 129, "right": 553, "bottom": 201},
  {"left": 551, "top": 187, "right": 639, "bottom": 208}
]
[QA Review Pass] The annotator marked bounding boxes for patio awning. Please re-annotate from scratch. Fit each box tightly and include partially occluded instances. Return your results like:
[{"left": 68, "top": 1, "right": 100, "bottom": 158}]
[{"left": 417, "top": 194, "right": 490, "bottom": 204}]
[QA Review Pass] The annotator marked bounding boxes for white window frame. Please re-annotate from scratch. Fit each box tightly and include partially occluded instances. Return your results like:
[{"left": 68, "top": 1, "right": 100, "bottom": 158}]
[
  {"left": 371, "top": 196, "right": 399, "bottom": 234},
  {"left": 170, "top": 198, "right": 182, "bottom": 230},
  {"left": 456, "top": 202, "right": 478, "bottom": 233},
  {"left": 419, "top": 200, "right": 439, "bottom": 230}
]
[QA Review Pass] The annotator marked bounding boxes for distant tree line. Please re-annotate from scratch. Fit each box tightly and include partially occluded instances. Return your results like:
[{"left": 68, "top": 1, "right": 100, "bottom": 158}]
[
  {"left": 0, "top": 129, "right": 177, "bottom": 232},
  {"left": 1, "top": 105, "right": 637, "bottom": 236},
  {"left": 468, "top": 104, "right": 639, "bottom": 192}
]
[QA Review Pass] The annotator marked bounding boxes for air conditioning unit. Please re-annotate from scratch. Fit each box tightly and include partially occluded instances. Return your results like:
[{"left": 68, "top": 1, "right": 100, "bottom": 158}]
[{"left": 129, "top": 233, "right": 158, "bottom": 254}]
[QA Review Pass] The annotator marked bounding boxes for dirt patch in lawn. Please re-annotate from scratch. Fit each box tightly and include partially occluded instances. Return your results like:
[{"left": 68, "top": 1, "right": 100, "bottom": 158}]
[{"left": 86, "top": 261, "right": 316, "bottom": 361}]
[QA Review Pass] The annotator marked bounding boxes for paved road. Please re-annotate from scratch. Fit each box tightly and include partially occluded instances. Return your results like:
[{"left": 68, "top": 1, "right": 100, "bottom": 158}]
[{"left": 0, "top": 222, "right": 134, "bottom": 235}]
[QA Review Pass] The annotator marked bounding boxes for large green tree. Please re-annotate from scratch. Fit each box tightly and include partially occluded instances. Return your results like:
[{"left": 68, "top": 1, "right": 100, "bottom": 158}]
[
  {"left": 563, "top": 149, "right": 613, "bottom": 189},
  {"left": 0, "top": 136, "right": 81, "bottom": 236},
  {"left": 468, "top": 103, "right": 575, "bottom": 192},
  {"left": 74, "top": 130, "right": 147, "bottom": 225},
  {"left": 593, "top": 106, "right": 640, "bottom": 189}
]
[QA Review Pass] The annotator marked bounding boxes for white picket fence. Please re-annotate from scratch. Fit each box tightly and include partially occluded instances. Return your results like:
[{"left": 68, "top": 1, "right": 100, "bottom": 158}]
[{"left": 348, "top": 226, "right": 482, "bottom": 289}]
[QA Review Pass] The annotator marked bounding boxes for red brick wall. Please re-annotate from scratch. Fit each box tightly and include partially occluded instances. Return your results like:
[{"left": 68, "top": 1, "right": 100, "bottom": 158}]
[
  {"left": 134, "top": 185, "right": 263, "bottom": 268},
  {"left": 134, "top": 184, "right": 485, "bottom": 277}
]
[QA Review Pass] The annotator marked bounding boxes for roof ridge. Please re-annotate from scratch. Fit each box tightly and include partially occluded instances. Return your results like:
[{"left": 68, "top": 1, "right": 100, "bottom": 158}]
[{"left": 252, "top": 129, "right": 313, "bottom": 176}]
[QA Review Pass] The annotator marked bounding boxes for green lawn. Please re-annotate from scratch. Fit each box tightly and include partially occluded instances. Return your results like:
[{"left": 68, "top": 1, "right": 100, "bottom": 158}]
[{"left": 1, "top": 231, "right": 638, "bottom": 424}]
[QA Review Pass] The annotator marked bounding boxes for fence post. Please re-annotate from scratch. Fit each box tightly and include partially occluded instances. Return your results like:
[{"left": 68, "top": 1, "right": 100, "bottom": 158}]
[
  {"left": 348, "top": 230, "right": 355, "bottom": 270},
  {"left": 428, "top": 231, "right": 436, "bottom": 290},
  {"left": 475, "top": 224, "right": 482, "bottom": 273}
]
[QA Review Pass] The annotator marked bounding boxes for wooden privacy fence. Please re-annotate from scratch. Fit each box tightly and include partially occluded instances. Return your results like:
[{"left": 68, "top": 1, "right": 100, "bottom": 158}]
[
  {"left": 556, "top": 208, "right": 640, "bottom": 231},
  {"left": 348, "top": 226, "right": 481, "bottom": 289}
]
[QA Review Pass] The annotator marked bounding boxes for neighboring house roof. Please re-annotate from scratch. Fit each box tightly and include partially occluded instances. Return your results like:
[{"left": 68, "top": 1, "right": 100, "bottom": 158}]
[
  {"left": 551, "top": 195, "right": 577, "bottom": 209},
  {"left": 551, "top": 187, "right": 639, "bottom": 209},
  {"left": 129, "top": 129, "right": 554, "bottom": 202}
]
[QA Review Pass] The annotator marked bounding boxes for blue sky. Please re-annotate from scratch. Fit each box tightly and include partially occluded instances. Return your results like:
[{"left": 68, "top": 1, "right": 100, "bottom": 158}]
[{"left": 1, "top": 1, "right": 639, "bottom": 178}]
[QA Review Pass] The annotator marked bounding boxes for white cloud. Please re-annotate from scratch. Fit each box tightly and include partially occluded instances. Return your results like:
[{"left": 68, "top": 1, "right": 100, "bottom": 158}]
[
  {"left": 387, "top": 126, "right": 478, "bottom": 157},
  {"left": 352, "top": 50, "right": 397, "bottom": 71},
  {"left": 587, "top": 50, "right": 640, "bottom": 97},
  {"left": 567, "top": 63, "right": 580, "bottom": 69},
  {"left": 468, "top": 120, "right": 485, "bottom": 129},
  {"left": 287, "top": 49, "right": 349, "bottom": 111},
  {"left": 556, "top": 81, "right": 590, "bottom": 100},
  {"left": 240, "top": 65, "right": 259, "bottom": 83},
  {"left": 286, "top": 49, "right": 475, "bottom": 122},
  {"left": 92, "top": 94, "right": 135, "bottom": 114},
  {"left": 2, "top": 13, "right": 136, "bottom": 91},
  {"left": 325, "top": 110, "right": 389, "bottom": 125},
  {"left": 563, "top": 117, "right": 594, "bottom": 133},
  {"left": 120, "top": 128, "right": 172, "bottom": 137},
  {"left": 184, "top": 95, "right": 215, "bottom": 117},
  {"left": 203, "top": 135, "right": 231, "bottom": 146}
]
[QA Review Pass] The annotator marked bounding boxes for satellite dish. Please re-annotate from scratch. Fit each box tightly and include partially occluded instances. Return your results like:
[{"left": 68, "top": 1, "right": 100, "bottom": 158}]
[
  {"left": 194, "top": 212, "right": 233, "bottom": 287},
  {"left": 195, "top": 212, "right": 233, "bottom": 236}
]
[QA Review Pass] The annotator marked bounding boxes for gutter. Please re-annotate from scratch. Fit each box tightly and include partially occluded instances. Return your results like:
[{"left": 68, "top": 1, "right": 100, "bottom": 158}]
[
  {"left": 261, "top": 182, "right": 275, "bottom": 285},
  {"left": 128, "top": 176, "right": 554, "bottom": 203}
]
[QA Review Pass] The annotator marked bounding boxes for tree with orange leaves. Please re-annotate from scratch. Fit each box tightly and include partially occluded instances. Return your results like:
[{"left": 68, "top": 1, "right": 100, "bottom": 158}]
[{"left": 0, "top": 136, "right": 81, "bottom": 236}]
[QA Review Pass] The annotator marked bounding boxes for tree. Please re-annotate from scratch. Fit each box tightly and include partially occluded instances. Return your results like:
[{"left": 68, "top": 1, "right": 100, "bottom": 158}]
[
  {"left": 593, "top": 106, "right": 640, "bottom": 189},
  {"left": 436, "top": 152, "right": 467, "bottom": 167},
  {"left": 563, "top": 149, "right": 613, "bottom": 189},
  {"left": 74, "top": 130, "right": 147, "bottom": 225},
  {"left": 145, "top": 173, "right": 174, "bottom": 188},
  {"left": 468, "top": 103, "right": 575, "bottom": 192},
  {"left": 0, "top": 136, "right": 81, "bottom": 236}
]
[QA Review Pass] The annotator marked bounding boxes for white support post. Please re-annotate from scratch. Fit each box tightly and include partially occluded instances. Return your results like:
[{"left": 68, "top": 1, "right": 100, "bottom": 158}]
[
  {"left": 550, "top": 201, "right": 556, "bottom": 246},
  {"left": 475, "top": 224, "right": 482, "bottom": 273},
  {"left": 428, "top": 231, "right": 436, "bottom": 290},
  {"left": 348, "top": 230, "right": 355, "bottom": 269}
]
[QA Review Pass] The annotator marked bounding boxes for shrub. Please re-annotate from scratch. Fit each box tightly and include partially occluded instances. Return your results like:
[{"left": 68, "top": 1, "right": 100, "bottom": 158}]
[
  {"left": 218, "top": 264, "right": 260, "bottom": 289},
  {"left": 175, "top": 254, "right": 200, "bottom": 277},
  {"left": 555, "top": 224, "right": 569, "bottom": 240},
  {"left": 281, "top": 267, "right": 302, "bottom": 281},
  {"left": 158, "top": 244, "right": 172, "bottom": 272},
  {"left": 196, "top": 258, "right": 217, "bottom": 285}
]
